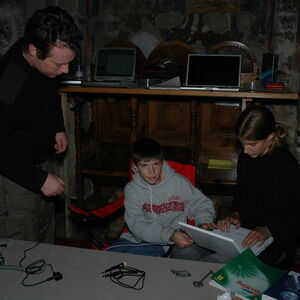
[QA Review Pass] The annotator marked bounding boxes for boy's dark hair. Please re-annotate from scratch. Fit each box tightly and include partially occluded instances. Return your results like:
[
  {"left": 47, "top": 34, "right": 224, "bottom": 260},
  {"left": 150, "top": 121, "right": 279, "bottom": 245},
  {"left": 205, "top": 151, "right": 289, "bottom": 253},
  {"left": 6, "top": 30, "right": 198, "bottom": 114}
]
[
  {"left": 132, "top": 138, "right": 164, "bottom": 164},
  {"left": 23, "top": 6, "right": 82, "bottom": 59}
]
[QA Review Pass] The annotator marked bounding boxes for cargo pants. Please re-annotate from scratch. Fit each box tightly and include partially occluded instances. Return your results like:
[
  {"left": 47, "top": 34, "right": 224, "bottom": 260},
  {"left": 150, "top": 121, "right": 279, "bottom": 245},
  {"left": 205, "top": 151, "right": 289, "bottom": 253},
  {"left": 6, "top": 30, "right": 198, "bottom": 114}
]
[{"left": 0, "top": 167, "right": 55, "bottom": 243}]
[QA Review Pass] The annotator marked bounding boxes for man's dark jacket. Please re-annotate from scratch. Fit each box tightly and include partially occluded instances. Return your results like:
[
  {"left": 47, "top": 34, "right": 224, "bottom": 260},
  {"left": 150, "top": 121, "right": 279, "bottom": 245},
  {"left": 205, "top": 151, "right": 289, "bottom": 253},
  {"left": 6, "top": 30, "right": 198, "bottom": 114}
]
[{"left": 0, "top": 40, "right": 65, "bottom": 192}]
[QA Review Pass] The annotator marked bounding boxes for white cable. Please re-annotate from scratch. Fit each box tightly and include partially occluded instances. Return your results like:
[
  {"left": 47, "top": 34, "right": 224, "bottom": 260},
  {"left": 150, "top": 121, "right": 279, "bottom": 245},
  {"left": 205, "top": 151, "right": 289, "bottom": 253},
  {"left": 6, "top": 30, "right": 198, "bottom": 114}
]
[{"left": 104, "top": 242, "right": 158, "bottom": 251}]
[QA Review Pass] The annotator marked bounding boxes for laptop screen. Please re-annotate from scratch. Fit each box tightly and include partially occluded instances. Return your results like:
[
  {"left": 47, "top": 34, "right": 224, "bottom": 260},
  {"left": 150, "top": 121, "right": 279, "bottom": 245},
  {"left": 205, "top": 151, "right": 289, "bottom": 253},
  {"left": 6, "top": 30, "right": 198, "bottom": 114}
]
[
  {"left": 185, "top": 54, "right": 241, "bottom": 89},
  {"left": 94, "top": 47, "right": 136, "bottom": 82}
]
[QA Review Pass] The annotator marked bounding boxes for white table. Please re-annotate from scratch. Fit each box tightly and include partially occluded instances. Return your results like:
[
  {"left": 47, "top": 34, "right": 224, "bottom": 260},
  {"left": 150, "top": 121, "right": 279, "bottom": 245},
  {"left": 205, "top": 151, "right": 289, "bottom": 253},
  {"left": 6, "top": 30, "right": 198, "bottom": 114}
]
[{"left": 0, "top": 239, "right": 223, "bottom": 300}]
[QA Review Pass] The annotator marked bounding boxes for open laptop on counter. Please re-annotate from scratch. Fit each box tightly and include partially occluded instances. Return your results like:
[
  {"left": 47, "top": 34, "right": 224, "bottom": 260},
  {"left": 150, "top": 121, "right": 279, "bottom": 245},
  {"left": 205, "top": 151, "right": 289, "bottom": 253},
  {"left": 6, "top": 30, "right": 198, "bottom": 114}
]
[
  {"left": 82, "top": 47, "right": 137, "bottom": 88},
  {"left": 181, "top": 54, "right": 241, "bottom": 91}
]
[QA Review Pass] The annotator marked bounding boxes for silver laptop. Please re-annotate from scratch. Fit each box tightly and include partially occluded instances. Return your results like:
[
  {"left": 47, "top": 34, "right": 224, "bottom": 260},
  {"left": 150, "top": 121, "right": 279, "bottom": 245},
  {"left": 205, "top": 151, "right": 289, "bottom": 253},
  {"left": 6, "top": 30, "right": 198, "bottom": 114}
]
[
  {"left": 181, "top": 54, "right": 241, "bottom": 91},
  {"left": 179, "top": 222, "right": 273, "bottom": 258},
  {"left": 82, "top": 47, "right": 136, "bottom": 87}
]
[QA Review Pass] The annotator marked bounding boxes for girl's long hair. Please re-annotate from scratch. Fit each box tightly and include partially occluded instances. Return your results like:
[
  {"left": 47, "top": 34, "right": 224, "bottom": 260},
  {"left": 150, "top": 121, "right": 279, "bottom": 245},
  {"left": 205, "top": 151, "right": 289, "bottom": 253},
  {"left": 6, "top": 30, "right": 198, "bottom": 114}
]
[{"left": 236, "top": 105, "right": 287, "bottom": 152}]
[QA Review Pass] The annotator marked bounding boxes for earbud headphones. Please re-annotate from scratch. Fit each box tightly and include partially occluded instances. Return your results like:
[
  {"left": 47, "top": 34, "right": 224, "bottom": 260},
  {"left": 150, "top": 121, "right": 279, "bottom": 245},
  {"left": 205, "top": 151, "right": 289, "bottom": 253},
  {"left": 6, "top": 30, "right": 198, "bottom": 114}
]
[{"left": 132, "top": 165, "right": 139, "bottom": 173}]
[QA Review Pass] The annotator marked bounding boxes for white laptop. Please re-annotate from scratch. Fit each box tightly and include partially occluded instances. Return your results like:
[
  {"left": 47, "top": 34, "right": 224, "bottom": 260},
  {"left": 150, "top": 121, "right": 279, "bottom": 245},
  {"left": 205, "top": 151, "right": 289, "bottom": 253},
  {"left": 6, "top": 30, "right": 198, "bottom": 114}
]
[
  {"left": 181, "top": 54, "right": 241, "bottom": 91},
  {"left": 82, "top": 47, "right": 136, "bottom": 87},
  {"left": 178, "top": 222, "right": 273, "bottom": 258}
]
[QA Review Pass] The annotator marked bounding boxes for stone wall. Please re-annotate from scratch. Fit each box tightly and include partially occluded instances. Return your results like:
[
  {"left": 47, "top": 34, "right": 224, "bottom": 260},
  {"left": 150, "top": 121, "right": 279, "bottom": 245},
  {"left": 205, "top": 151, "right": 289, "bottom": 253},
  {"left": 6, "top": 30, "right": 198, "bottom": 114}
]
[
  {"left": 0, "top": 0, "right": 299, "bottom": 158},
  {"left": 1, "top": 0, "right": 298, "bottom": 90},
  {"left": 1, "top": 1, "right": 298, "bottom": 81},
  {"left": 0, "top": 0, "right": 23, "bottom": 56}
]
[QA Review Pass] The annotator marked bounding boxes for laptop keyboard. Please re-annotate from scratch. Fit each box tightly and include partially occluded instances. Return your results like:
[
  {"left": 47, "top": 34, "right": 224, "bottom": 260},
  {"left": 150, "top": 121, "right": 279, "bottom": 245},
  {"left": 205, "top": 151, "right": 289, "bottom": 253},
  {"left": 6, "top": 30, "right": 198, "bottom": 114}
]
[
  {"left": 82, "top": 80, "right": 123, "bottom": 87},
  {"left": 181, "top": 86, "right": 239, "bottom": 91}
]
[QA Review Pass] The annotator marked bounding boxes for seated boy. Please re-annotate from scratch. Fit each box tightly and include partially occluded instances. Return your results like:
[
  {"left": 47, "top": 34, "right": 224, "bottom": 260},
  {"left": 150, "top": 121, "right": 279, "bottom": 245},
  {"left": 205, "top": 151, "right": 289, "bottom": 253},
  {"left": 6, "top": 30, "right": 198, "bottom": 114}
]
[{"left": 107, "top": 138, "right": 216, "bottom": 258}]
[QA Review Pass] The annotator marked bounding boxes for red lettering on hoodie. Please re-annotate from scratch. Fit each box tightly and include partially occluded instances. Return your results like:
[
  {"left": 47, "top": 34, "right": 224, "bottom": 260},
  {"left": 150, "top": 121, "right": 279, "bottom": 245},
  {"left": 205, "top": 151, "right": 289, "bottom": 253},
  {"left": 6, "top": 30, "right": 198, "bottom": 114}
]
[{"left": 143, "top": 201, "right": 184, "bottom": 213}]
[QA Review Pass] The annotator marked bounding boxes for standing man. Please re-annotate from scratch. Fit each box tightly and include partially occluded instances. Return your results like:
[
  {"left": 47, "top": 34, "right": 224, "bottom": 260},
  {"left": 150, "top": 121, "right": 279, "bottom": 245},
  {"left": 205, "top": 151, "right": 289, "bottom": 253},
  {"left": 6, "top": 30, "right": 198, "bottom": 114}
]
[{"left": 0, "top": 7, "right": 82, "bottom": 242}]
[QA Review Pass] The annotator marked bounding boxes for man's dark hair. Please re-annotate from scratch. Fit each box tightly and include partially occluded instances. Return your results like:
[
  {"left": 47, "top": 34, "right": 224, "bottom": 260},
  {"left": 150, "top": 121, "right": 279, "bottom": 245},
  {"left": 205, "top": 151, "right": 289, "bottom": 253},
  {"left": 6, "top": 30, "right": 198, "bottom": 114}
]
[
  {"left": 132, "top": 138, "right": 164, "bottom": 164},
  {"left": 23, "top": 6, "right": 82, "bottom": 59}
]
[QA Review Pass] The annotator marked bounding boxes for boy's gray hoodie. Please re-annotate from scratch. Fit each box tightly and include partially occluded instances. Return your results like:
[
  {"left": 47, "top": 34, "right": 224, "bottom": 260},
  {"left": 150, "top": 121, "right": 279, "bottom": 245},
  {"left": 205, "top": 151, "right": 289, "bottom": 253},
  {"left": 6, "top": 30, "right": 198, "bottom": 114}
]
[{"left": 121, "top": 161, "right": 215, "bottom": 248}]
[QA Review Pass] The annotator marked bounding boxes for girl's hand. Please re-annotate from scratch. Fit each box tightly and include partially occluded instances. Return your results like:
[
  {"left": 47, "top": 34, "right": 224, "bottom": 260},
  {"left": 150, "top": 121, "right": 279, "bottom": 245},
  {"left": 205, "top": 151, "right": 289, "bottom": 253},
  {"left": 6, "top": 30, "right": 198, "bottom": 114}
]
[{"left": 242, "top": 226, "right": 271, "bottom": 248}]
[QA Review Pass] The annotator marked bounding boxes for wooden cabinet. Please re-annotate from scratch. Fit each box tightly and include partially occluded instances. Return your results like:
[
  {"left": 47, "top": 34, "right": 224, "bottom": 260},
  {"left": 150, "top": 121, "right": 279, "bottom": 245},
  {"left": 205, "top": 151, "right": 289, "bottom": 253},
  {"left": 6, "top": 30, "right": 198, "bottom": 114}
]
[
  {"left": 61, "top": 86, "right": 298, "bottom": 207},
  {"left": 74, "top": 95, "right": 138, "bottom": 205},
  {"left": 147, "top": 100, "right": 192, "bottom": 146},
  {"left": 197, "top": 102, "right": 241, "bottom": 195},
  {"left": 146, "top": 99, "right": 200, "bottom": 164},
  {"left": 199, "top": 102, "right": 241, "bottom": 163}
]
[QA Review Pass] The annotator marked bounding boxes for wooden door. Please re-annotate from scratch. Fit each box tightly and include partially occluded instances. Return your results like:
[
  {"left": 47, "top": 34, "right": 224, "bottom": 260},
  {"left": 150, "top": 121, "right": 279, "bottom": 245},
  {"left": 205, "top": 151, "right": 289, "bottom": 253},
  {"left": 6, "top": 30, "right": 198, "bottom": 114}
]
[
  {"left": 146, "top": 99, "right": 199, "bottom": 163},
  {"left": 199, "top": 102, "right": 241, "bottom": 164}
]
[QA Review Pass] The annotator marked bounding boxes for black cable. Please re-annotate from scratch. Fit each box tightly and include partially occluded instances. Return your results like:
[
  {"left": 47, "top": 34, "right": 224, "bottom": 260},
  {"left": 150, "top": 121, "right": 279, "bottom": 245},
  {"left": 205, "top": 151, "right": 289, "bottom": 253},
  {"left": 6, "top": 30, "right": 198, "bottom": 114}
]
[
  {"left": 103, "top": 266, "right": 145, "bottom": 290},
  {"left": 18, "top": 243, "right": 63, "bottom": 287},
  {"left": 19, "top": 242, "right": 40, "bottom": 267},
  {"left": 22, "top": 262, "right": 62, "bottom": 287},
  {"left": 0, "top": 243, "right": 7, "bottom": 265}
]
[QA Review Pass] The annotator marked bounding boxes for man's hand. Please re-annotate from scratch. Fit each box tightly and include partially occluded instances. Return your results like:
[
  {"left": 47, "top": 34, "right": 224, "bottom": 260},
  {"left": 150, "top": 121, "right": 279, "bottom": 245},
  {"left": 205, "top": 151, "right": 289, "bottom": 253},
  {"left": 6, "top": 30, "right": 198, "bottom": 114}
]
[
  {"left": 216, "top": 212, "right": 241, "bottom": 232},
  {"left": 41, "top": 173, "right": 66, "bottom": 196},
  {"left": 54, "top": 132, "right": 68, "bottom": 154},
  {"left": 242, "top": 226, "right": 271, "bottom": 248},
  {"left": 171, "top": 231, "right": 193, "bottom": 248}
]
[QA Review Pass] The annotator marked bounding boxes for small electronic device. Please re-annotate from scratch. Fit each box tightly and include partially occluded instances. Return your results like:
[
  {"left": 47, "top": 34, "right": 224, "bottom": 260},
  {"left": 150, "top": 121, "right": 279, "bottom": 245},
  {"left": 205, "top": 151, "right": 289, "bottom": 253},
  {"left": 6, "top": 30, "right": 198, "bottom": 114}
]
[{"left": 261, "top": 53, "right": 278, "bottom": 83}]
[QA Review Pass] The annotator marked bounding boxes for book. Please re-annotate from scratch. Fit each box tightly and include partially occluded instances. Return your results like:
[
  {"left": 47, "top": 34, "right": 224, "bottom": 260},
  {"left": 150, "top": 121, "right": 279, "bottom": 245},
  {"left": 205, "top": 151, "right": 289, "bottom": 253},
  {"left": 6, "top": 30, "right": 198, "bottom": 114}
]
[
  {"left": 208, "top": 159, "right": 233, "bottom": 170},
  {"left": 262, "top": 270, "right": 300, "bottom": 299},
  {"left": 263, "top": 82, "right": 285, "bottom": 91},
  {"left": 209, "top": 248, "right": 286, "bottom": 300}
]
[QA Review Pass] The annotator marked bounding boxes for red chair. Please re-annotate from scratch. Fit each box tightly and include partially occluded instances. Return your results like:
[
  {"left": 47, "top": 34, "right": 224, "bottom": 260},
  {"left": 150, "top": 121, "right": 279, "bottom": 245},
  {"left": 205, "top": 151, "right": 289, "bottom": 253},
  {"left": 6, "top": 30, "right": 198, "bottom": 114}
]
[{"left": 68, "top": 160, "right": 196, "bottom": 250}]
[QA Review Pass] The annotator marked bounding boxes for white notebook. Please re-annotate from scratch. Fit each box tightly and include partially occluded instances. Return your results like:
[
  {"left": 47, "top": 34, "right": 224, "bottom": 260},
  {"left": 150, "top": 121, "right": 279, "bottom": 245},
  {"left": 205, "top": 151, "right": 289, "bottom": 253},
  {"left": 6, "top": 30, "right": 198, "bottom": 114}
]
[{"left": 179, "top": 222, "right": 273, "bottom": 258}]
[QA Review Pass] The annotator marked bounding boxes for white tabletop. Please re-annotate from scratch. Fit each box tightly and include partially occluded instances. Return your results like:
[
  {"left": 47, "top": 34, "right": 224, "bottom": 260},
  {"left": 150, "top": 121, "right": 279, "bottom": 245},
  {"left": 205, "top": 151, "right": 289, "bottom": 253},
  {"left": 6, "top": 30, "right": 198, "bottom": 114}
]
[{"left": 0, "top": 239, "right": 223, "bottom": 300}]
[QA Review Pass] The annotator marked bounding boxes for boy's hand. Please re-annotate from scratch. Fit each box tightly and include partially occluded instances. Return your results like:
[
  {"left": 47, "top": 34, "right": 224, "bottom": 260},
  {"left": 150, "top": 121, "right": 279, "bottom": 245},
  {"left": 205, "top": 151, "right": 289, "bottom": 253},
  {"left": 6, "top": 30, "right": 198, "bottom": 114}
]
[
  {"left": 171, "top": 231, "right": 193, "bottom": 248},
  {"left": 199, "top": 222, "right": 216, "bottom": 231},
  {"left": 217, "top": 212, "right": 241, "bottom": 232}
]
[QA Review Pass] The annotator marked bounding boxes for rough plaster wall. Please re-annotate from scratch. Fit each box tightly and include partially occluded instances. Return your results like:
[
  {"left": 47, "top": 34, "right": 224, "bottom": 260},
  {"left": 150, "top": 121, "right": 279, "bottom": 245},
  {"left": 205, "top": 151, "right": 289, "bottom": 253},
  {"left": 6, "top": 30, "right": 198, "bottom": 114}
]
[
  {"left": 89, "top": 1, "right": 297, "bottom": 79},
  {"left": 1, "top": 0, "right": 298, "bottom": 88},
  {"left": 89, "top": 0, "right": 299, "bottom": 156},
  {"left": 273, "top": 0, "right": 299, "bottom": 91},
  {"left": 271, "top": 0, "right": 299, "bottom": 158},
  {"left": 0, "top": 0, "right": 299, "bottom": 158},
  {"left": 0, "top": 0, "right": 52, "bottom": 55},
  {"left": 0, "top": 1, "right": 23, "bottom": 55}
]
